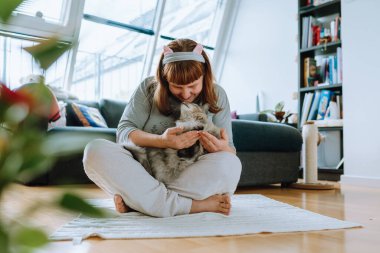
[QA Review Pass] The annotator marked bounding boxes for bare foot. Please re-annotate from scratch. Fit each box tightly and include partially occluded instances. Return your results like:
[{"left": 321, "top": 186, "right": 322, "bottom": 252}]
[
  {"left": 190, "top": 194, "right": 231, "bottom": 215},
  {"left": 114, "top": 194, "right": 130, "bottom": 213}
]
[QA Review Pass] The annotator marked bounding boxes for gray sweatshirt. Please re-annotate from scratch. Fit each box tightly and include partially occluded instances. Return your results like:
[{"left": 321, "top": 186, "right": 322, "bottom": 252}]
[{"left": 117, "top": 77, "right": 235, "bottom": 148}]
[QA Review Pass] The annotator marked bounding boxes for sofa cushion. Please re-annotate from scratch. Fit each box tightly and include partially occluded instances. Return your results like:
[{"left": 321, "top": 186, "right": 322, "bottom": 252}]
[
  {"left": 66, "top": 102, "right": 108, "bottom": 127},
  {"left": 65, "top": 100, "right": 99, "bottom": 126},
  {"left": 99, "top": 99, "right": 127, "bottom": 128}
]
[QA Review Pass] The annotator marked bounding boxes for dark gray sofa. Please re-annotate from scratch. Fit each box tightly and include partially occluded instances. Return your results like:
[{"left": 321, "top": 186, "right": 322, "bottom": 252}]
[{"left": 28, "top": 99, "right": 302, "bottom": 186}]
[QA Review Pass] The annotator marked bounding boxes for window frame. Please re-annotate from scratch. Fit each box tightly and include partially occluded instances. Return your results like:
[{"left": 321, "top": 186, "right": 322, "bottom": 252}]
[{"left": 0, "top": 0, "right": 85, "bottom": 43}]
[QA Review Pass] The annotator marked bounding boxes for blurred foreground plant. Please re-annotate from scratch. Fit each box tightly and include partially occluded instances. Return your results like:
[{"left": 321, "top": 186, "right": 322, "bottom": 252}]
[
  {"left": 0, "top": 82, "right": 107, "bottom": 253},
  {"left": 0, "top": 1, "right": 107, "bottom": 252}
]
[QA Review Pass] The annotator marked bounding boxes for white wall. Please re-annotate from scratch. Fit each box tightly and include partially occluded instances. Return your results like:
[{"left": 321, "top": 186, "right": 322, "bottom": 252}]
[
  {"left": 341, "top": 0, "right": 380, "bottom": 182},
  {"left": 220, "top": 0, "right": 298, "bottom": 114}
]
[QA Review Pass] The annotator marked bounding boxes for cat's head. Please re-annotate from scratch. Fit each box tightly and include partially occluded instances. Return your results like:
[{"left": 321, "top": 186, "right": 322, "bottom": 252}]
[{"left": 176, "top": 103, "right": 209, "bottom": 132}]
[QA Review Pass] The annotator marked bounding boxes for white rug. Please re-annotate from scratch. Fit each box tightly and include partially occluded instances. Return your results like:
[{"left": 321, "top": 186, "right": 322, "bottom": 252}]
[{"left": 50, "top": 194, "right": 360, "bottom": 242}]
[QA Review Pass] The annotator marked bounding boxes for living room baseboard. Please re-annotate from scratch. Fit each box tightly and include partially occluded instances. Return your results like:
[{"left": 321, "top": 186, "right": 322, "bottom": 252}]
[{"left": 340, "top": 175, "right": 380, "bottom": 188}]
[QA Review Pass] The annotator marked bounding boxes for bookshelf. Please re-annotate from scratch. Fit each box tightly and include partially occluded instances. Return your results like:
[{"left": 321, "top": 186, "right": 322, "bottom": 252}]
[{"left": 298, "top": 0, "right": 343, "bottom": 181}]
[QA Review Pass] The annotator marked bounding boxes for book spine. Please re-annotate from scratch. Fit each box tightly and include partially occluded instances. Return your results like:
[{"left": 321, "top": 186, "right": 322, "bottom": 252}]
[
  {"left": 308, "top": 16, "right": 314, "bottom": 48},
  {"left": 328, "top": 56, "right": 333, "bottom": 84},
  {"left": 337, "top": 47, "right": 343, "bottom": 83},
  {"left": 333, "top": 55, "right": 338, "bottom": 84},
  {"left": 317, "top": 90, "right": 332, "bottom": 120},
  {"left": 304, "top": 58, "right": 310, "bottom": 87},
  {"left": 307, "top": 90, "right": 321, "bottom": 120},
  {"left": 302, "top": 17, "right": 307, "bottom": 49},
  {"left": 336, "top": 94, "right": 341, "bottom": 119},
  {"left": 301, "top": 92, "right": 314, "bottom": 126}
]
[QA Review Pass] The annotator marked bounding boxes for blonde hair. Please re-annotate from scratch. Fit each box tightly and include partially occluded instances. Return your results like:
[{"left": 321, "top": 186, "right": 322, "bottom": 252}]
[{"left": 155, "top": 38, "right": 221, "bottom": 116}]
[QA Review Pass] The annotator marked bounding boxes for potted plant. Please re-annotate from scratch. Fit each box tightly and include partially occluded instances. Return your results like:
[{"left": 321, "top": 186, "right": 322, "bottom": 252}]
[{"left": 260, "top": 101, "right": 293, "bottom": 123}]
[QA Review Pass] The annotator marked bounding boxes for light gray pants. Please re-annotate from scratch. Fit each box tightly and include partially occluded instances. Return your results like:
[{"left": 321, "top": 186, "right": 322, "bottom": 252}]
[{"left": 83, "top": 139, "right": 242, "bottom": 217}]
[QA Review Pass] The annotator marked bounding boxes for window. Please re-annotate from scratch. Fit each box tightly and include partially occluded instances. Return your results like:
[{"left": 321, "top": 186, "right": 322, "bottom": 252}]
[
  {"left": 1, "top": 0, "right": 235, "bottom": 99},
  {"left": 70, "top": 0, "right": 157, "bottom": 100},
  {"left": 0, "top": 35, "right": 69, "bottom": 89},
  {"left": 83, "top": 0, "right": 156, "bottom": 30},
  {"left": 0, "top": 0, "right": 84, "bottom": 89},
  {"left": 70, "top": 20, "right": 152, "bottom": 100},
  {"left": 161, "top": 0, "right": 224, "bottom": 46},
  {"left": 0, "top": 0, "right": 84, "bottom": 42},
  {"left": 15, "top": 0, "right": 68, "bottom": 25},
  {"left": 72, "top": 0, "right": 228, "bottom": 101}
]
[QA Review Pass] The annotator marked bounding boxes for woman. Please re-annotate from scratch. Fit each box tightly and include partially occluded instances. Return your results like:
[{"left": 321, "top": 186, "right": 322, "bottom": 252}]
[{"left": 83, "top": 38, "right": 241, "bottom": 218}]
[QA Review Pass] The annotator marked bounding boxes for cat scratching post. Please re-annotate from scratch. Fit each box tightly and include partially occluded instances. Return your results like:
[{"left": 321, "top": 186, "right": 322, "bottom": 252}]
[{"left": 291, "top": 121, "right": 335, "bottom": 190}]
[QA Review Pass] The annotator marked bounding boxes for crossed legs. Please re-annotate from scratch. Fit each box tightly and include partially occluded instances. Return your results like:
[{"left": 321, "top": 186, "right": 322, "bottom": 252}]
[{"left": 83, "top": 139, "right": 241, "bottom": 217}]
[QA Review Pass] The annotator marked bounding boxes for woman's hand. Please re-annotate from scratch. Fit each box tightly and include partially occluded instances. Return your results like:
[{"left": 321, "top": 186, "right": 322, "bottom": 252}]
[
  {"left": 199, "top": 128, "right": 235, "bottom": 154},
  {"left": 160, "top": 126, "right": 200, "bottom": 149}
]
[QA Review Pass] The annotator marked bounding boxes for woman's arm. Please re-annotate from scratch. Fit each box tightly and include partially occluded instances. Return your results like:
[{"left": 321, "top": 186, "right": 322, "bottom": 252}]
[{"left": 117, "top": 78, "right": 153, "bottom": 144}]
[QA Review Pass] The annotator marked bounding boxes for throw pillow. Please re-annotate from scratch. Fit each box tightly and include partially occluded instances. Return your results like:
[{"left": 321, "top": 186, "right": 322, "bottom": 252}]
[
  {"left": 99, "top": 99, "right": 127, "bottom": 128},
  {"left": 68, "top": 102, "right": 108, "bottom": 128}
]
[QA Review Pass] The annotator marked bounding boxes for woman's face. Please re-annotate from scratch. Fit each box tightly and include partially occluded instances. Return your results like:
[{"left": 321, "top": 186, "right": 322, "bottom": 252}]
[{"left": 168, "top": 76, "right": 203, "bottom": 103}]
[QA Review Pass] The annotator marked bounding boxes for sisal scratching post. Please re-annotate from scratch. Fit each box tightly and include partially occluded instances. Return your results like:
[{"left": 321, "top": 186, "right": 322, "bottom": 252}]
[{"left": 291, "top": 121, "right": 335, "bottom": 190}]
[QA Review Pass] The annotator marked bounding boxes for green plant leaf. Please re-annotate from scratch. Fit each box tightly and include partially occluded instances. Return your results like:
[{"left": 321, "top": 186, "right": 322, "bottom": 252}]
[
  {"left": 0, "top": 225, "right": 10, "bottom": 253},
  {"left": 13, "top": 227, "right": 48, "bottom": 248},
  {"left": 23, "top": 38, "right": 71, "bottom": 70},
  {"left": 275, "top": 101, "right": 285, "bottom": 112},
  {"left": 58, "top": 193, "right": 107, "bottom": 218},
  {"left": 0, "top": 0, "right": 23, "bottom": 22}
]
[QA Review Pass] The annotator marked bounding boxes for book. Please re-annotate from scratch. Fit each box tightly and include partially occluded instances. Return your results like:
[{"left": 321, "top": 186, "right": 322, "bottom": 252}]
[
  {"left": 333, "top": 16, "right": 340, "bottom": 42},
  {"left": 300, "top": 92, "right": 314, "bottom": 126},
  {"left": 315, "top": 55, "right": 329, "bottom": 84},
  {"left": 312, "top": 25, "right": 321, "bottom": 46},
  {"left": 316, "top": 90, "right": 332, "bottom": 120},
  {"left": 337, "top": 94, "right": 343, "bottom": 118},
  {"left": 302, "top": 17, "right": 308, "bottom": 49},
  {"left": 304, "top": 57, "right": 317, "bottom": 87},
  {"left": 307, "top": 16, "right": 314, "bottom": 48},
  {"left": 307, "top": 90, "right": 321, "bottom": 120},
  {"left": 337, "top": 47, "right": 343, "bottom": 83}
]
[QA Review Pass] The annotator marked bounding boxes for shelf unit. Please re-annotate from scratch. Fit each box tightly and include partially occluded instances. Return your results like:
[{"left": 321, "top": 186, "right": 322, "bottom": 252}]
[{"left": 298, "top": 0, "right": 343, "bottom": 180}]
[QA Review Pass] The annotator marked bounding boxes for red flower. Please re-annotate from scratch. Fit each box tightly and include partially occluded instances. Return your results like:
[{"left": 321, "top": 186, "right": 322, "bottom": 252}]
[
  {"left": 1, "top": 82, "right": 60, "bottom": 122},
  {"left": 0, "top": 83, "right": 34, "bottom": 108}
]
